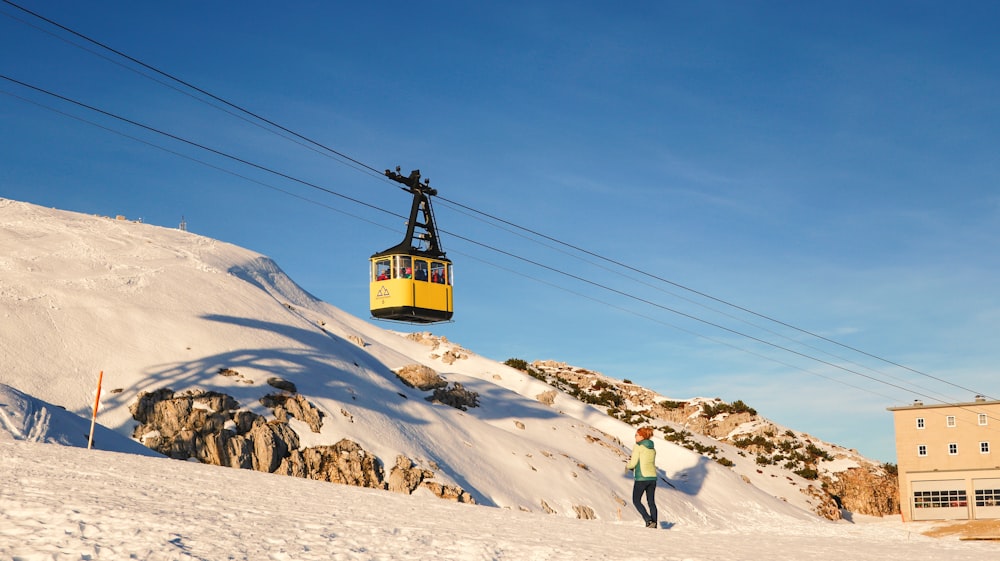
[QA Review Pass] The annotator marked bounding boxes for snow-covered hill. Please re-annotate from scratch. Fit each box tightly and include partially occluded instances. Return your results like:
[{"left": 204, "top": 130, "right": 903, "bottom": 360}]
[
  {"left": 3, "top": 197, "right": 985, "bottom": 559},
  {"left": 0, "top": 197, "right": 809, "bottom": 521}
]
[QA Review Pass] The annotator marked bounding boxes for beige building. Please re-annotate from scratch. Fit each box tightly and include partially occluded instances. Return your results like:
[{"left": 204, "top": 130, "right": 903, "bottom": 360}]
[{"left": 888, "top": 396, "right": 1000, "bottom": 521}]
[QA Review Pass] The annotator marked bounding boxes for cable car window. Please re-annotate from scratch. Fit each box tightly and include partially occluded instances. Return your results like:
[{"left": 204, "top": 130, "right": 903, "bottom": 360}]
[
  {"left": 374, "top": 259, "right": 391, "bottom": 281},
  {"left": 414, "top": 259, "right": 429, "bottom": 281},
  {"left": 430, "top": 261, "right": 446, "bottom": 284},
  {"left": 397, "top": 255, "right": 412, "bottom": 278}
]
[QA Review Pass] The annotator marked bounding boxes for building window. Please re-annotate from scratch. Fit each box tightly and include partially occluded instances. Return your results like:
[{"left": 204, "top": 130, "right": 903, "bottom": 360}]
[
  {"left": 946, "top": 416, "right": 956, "bottom": 427},
  {"left": 982, "top": 442, "right": 991, "bottom": 454},
  {"left": 914, "top": 489, "right": 967, "bottom": 508},
  {"left": 979, "top": 413, "right": 988, "bottom": 426},
  {"left": 916, "top": 417, "right": 925, "bottom": 429},
  {"left": 917, "top": 445, "right": 927, "bottom": 456},
  {"left": 949, "top": 443, "right": 958, "bottom": 455},
  {"left": 976, "top": 489, "right": 999, "bottom": 507}
]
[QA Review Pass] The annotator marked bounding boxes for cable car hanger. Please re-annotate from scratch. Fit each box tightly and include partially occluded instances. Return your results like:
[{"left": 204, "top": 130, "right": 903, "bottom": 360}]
[{"left": 381, "top": 166, "right": 446, "bottom": 259}]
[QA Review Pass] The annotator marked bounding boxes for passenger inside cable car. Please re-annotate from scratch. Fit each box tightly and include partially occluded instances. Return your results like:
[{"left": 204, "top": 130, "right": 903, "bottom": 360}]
[{"left": 370, "top": 253, "right": 453, "bottom": 322}]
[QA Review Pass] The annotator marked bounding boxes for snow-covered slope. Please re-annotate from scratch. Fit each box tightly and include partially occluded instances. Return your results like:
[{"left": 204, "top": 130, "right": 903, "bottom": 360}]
[
  {"left": 4, "top": 439, "right": 992, "bottom": 561},
  {"left": 0, "top": 198, "right": 823, "bottom": 525}
]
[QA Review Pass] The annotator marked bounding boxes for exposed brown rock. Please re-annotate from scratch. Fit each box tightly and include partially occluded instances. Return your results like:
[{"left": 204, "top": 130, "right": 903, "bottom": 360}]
[
  {"left": 825, "top": 465, "right": 900, "bottom": 516},
  {"left": 802, "top": 484, "right": 842, "bottom": 520},
  {"left": 266, "top": 377, "right": 297, "bottom": 393},
  {"left": 129, "top": 387, "right": 474, "bottom": 503},
  {"left": 536, "top": 390, "right": 557, "bottom": 406},
  {"left": 387, "top": 455, "right": 433, "bottom": 494},
  {"left": 422, "top": 481, "right": 476, "bottom": 503},
  {"left": 260, "top": 393, "right": 324, "bottom": 433},
  {"left": 440, "top": 349, "right": 467, "bottom": 365},
  {"left": 426, "top": 382, "right": 479, "bottom": 411},
  {"left": 297, "top": 439, "right": 384, "bottom": 488},
  {"left": 395, "top": 364, "right": 447, "bottom": 391},
  {"left": 250, "top": 421, "right": 299, "bottom": 473}
]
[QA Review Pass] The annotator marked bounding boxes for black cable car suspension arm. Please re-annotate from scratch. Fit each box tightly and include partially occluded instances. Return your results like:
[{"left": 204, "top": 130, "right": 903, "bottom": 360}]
[{"left": 384, "top": 167, "right": 445, "bottom": 257}]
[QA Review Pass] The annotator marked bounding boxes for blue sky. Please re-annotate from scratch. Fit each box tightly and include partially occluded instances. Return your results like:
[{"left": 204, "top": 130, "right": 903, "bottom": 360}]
[{"left": 2, "top": 1, "right": 998, "bottom": 463}]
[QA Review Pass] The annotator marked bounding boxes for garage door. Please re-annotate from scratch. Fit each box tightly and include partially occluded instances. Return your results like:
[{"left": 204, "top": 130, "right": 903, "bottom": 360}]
[
  {"left": 973, "top": 478, "right": 1000, "bottom": 520},
  {"left": 911, "top": 479, "right": 969, "bottom": 521}
]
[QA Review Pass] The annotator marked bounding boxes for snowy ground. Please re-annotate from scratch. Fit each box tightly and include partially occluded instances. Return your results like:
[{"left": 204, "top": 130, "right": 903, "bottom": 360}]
[{"left": 1, "top": 440, "right": 992, "bottom": 561}]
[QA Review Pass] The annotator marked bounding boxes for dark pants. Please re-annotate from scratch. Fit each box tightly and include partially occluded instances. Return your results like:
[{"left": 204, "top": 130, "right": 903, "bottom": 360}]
[{"left": 632, "top": 479, "right": 657, "bottom": 524}]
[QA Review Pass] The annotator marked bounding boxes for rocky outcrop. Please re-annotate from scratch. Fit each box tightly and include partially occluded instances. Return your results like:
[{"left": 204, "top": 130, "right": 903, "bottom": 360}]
[
  {"left": 381, "top": 455, "right": 475, "bottom": 503},
  {"left": 438, "top": 349, "right": 468, "bottom": 365},
  {"left": 404, "top": 332, "right": 469, "bottom": 364},
  {"left": 525, "top": 359, "right": 901, "bottom": 520},
  {"left": 652, "top": 402, "right": 757, "bottom": 440},
  {"left": 266, "top": 377, "right": 297, "bottom": 393},
  {"left": 427, "top": 382, "right": 479, "bottom": 411},
  {"left": 275, "top": 439, "right": 384, "bottom": 488},
  {"left": 536, "top": 390, "right": 557, "bottom": 406},
  {"left": 825, "top": 465, "right": 900, "bottom": 516},
  {"left": 130, "top": 388, "right": 247, "bottom": 463},
  {"left": 802, "top": 484, "right": 842, "bottom": 520},
  {"left": 260, "top": 393, "right": 324, "bottom": 433},
  {"left": 251, "top": 421, "right": 300, "bottom": 473},
  {"left": 394, "top": 364, "right": 480, "bottom": 411},
  {"left": 395, "top": 364, "right": 447, "bottom": 391},
  {"left": 130, "top": 387, "right": 472, "bottom": 503},
  {"left": 422, "top": 481, "right": 476, "bottom": 503},
  {"left": 406, "top": 331, "right": 442, "bottom": 348},
  {"left": 387, "top": 455, "right": 433, "bottom": 494}
]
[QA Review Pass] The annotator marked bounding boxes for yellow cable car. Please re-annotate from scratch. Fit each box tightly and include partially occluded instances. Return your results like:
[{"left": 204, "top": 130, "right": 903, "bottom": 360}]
[{"left": 370, "top": 167, "right": 453, "bottom": 323}]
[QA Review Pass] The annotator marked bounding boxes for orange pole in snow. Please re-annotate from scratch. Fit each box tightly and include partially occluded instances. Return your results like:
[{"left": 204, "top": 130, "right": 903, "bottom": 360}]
[{"left": 87, "top": 370, "right": 103, "bottom": 450}]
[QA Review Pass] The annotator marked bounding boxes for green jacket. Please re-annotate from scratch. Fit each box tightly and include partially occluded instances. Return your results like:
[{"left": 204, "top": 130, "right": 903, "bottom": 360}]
[{"left": 627, "top": 439, "right": 657, "bottom": 481}]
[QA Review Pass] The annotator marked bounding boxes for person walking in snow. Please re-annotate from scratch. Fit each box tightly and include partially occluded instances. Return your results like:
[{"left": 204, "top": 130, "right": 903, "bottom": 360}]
[{"left": 627, "top": 426, "right": 658, "bottom": 528}]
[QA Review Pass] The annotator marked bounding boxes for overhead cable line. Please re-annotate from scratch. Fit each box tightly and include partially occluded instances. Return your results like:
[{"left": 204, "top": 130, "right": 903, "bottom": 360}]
[
  {"left": 452, "top": 246, "right": 909, "bottom": 403},
  {"left": 5, "top": 0, "right": 981, "bottom": 402},
  {"left": 0, "top": 74, "right": 396, "bottom": 224},
  {"left": 0, "top": 85, "right": 394, "bottom": 235},
  {"left": 435, "top": 196, "right": 966, "bottom": 405},
  {"left": 7, "top": 72, "right": 998, "bottom": 422},
  {"left": 3, "top": 74, "right": 978, "bottom": 409},
  {"left": 3, "top": 1, "right": 993, "bottom": 404},
  {"left": 1, "top": 0, "right": 385, "bottom": 182},
  {"left": 0, "top": 4, "right": 382, "bottom": 183},
  {"left": 0, "top": 75, "right": 930, "bottom": 408},
  {"left": 436, "top": 195, "right": 993, "bottom": 401}
]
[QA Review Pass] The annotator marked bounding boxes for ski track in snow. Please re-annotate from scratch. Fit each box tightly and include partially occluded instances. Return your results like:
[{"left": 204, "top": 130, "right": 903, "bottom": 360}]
[{"left": 0, "top": 388, "right": 48, "bottom": 442}]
